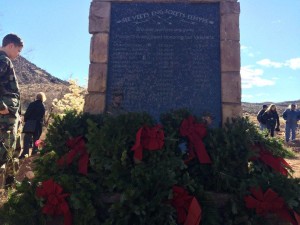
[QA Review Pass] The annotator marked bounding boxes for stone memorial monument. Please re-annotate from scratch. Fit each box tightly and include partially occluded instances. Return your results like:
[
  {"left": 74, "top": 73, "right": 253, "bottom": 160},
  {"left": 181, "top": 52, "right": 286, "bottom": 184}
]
[{"left": 84, "top": 0, "right": 241, "bottom": 126}]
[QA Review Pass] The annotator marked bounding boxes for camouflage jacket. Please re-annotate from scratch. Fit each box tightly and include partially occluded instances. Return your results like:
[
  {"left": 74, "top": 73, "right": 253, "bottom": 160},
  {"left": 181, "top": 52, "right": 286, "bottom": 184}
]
[{"left": 0, "top": 51, "right": 20, "bottom": 115}]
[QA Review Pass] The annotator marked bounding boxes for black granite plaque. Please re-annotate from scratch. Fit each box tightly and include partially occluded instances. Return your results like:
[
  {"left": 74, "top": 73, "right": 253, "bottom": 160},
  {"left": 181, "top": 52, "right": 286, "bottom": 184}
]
[{"left": 107, "top": 3, "right": 221, "bottom": 126}]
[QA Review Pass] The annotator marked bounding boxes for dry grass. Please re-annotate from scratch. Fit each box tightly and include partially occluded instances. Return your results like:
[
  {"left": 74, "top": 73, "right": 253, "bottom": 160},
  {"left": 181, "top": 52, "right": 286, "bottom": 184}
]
[{"left": 0, "top": 189, "right": 7, "bottom": 208}]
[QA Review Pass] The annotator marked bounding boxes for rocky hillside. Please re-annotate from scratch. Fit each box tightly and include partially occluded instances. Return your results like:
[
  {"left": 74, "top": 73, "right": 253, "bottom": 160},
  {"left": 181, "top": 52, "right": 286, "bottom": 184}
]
[
  {"left": 13, "top": 56, "right": 70, "bottom": 113},
  {"left": 242, "top": 100, "right": 300, "bottom": 116},
  {"left": 13, "top": 56, "right": 68, "bottom": 85}
]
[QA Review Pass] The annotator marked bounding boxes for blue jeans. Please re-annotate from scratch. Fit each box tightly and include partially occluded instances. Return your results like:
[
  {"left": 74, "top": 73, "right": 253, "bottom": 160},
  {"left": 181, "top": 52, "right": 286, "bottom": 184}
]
[
  {"left": 285, "top": 123, "right": 297, "bottom": 142},
  {"left": 259, "top": 123, "right": 267, "bottom": 131}
]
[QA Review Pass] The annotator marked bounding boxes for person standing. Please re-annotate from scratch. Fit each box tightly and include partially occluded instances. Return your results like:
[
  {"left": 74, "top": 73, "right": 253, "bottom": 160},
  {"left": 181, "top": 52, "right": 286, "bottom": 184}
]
[
  {"left": 19, "top": 92, "right": 46, "bottom": 158},
  {"left": 0, "top": 34, "right": 23, "bottom": 165},
  {"left": 257, "top": 104, "right": 268, "bottom": 130},
  {"left": 262, "top": 104, "right": 280, "bottom": 137},
  {"left": 282, "top": 103, "right": 299, "bottom": 143}
]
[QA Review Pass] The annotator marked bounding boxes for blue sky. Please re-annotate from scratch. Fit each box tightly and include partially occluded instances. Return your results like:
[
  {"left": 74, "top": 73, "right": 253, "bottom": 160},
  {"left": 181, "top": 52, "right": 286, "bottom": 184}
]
[
  {"left": 0, "top": 0, "right": 91, "bottom": 86},
  {"left": 0, "top": 0, "right": 299, "bottom": 103},
  {"left": 240, "top": 0, "right": 299, "bottom": 103}
]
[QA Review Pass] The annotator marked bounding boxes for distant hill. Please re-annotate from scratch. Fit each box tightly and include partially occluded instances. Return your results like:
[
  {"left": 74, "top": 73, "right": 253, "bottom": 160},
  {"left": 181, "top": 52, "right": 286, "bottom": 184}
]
[
  {"left": 243, "top": 100, "right": 300, "bottom": 116},
  {"left": 13, "top": 56, "right": 70, "bottom": 113},
  {"left": 13, "top": 56, "right": 68, "bottom": 85}
]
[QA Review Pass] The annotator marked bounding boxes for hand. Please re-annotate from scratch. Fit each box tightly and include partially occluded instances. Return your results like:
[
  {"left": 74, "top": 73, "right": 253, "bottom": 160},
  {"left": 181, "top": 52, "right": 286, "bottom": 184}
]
[{"left": 0, "top": 108, "right": 9, "bottom": 115}]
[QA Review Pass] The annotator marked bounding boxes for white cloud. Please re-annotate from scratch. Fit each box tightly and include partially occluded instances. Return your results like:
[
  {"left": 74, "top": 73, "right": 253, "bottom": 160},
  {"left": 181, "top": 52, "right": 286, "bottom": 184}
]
[
  {"left": 241, "top": 45, "right": 255, "bottom": 57},
  {"left": 256, "top": 59, "right": 283, "bottom": 68},
  {"left": 271, "top": 77, "right": 279, "bottom": 80},
  {"left": 241, "top": 66, "right": 276, "bottom": 89},
  {"left": 240, "top": 45, "right": 248, "bottom": 50},
  {"left": 285, "top": 58, "right": 300, "bottom": 70},
  {"left": 256, "top": 57, "right": 300, "bottom": 70}
]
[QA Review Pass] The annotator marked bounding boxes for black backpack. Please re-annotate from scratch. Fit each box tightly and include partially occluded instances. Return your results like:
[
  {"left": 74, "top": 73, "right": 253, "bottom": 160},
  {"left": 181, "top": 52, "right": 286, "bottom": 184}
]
[{"left": 257, "top": 110, "right": 266, "bottom": 124}]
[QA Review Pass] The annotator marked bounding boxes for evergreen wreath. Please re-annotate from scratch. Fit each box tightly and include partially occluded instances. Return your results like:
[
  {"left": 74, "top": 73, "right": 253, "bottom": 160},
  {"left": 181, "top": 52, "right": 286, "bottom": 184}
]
[{"left": 0, "top": 109, "right": 299, "bottom": 225}]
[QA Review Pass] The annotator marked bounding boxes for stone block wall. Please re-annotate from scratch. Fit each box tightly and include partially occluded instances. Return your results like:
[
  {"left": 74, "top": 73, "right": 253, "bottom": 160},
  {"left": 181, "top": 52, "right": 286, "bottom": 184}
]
[{"left": 84, "top": 0, "right": 241, "bottom": 124}]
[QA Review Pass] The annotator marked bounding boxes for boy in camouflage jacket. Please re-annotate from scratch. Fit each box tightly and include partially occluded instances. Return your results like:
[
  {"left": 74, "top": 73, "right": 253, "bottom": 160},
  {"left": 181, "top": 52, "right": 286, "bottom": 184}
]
[{"left": 0, "top": 34, "right": 23, "bottom": 166}]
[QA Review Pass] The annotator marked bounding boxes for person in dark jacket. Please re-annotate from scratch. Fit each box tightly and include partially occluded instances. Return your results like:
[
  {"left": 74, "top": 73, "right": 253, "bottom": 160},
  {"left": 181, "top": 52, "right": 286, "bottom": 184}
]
[
  {"left": 262, "top": 104, "right": 280, "bottom": 137},
  {"left": 282, "top": 103, "right": 299, "bottom": 143},
  {"left": 19, "top": 92, "right": 46, "bottom": 158},
  {"left": 257, "top": 104, "right": 268, "bottom": 130}
]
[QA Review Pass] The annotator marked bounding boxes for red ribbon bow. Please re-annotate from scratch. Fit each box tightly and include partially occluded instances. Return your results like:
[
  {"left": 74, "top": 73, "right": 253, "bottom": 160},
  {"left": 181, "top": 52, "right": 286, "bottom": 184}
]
[
  {"left": 244, "top": 187, "right": 285, "bottom": 215},
  {"left": 57, "top": 136, "right": 89, "bottom": 175},
  {"left": 171, "top": 186, "right": 202, "bottom": 225},
  {"left": 294, "top": 211, "right": 300, "bottom": 224},
  {"left": 180, "top": 116, "right": 211, "bottom": 164},
  {"left": 245, "top": 187, "right": 298, "bottom": 225},
  {"left": 36, "top": 179, "right": 72, "bottom": 225},
  {"left": 250, "top": 144, "right": 291, "bottom": 176},
  {"left": 131, "top": 125, "right": 164, "bottom": 161}
]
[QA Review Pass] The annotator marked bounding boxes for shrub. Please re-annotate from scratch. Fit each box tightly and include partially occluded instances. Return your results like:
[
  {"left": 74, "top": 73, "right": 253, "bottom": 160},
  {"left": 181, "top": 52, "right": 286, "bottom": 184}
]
[{"left": 0, "top": 110, "right": 299, "bottom": 225}]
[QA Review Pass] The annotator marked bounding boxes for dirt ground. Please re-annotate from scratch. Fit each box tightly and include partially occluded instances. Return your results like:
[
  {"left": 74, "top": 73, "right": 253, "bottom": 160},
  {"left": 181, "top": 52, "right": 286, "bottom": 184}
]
[
  {"left": 0, "top": 154, "right": 38, "bottom": 208},
  {"left": 246, "top": 114, "right": 300, "bottom": 177},
  {"left": 281, "top": 140, "right": 300, "bottom": 177},
  {"left": 286, "top": 152, "right": 300, "bottom": 177}
]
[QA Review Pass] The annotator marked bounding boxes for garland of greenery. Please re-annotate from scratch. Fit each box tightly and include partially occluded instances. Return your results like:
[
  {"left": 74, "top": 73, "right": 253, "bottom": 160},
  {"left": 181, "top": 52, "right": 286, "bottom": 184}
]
[{"left": 0, "top": 109, "right": 299, "bottom": 225}]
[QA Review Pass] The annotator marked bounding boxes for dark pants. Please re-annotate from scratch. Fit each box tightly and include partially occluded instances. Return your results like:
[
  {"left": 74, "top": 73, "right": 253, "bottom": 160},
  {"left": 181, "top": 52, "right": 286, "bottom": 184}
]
[
  {"left": 21, "top": 125, "right": 42, "bottom": 157},
  {"left": 267, "top": 125, "right": 275, "bottom": 137}
]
